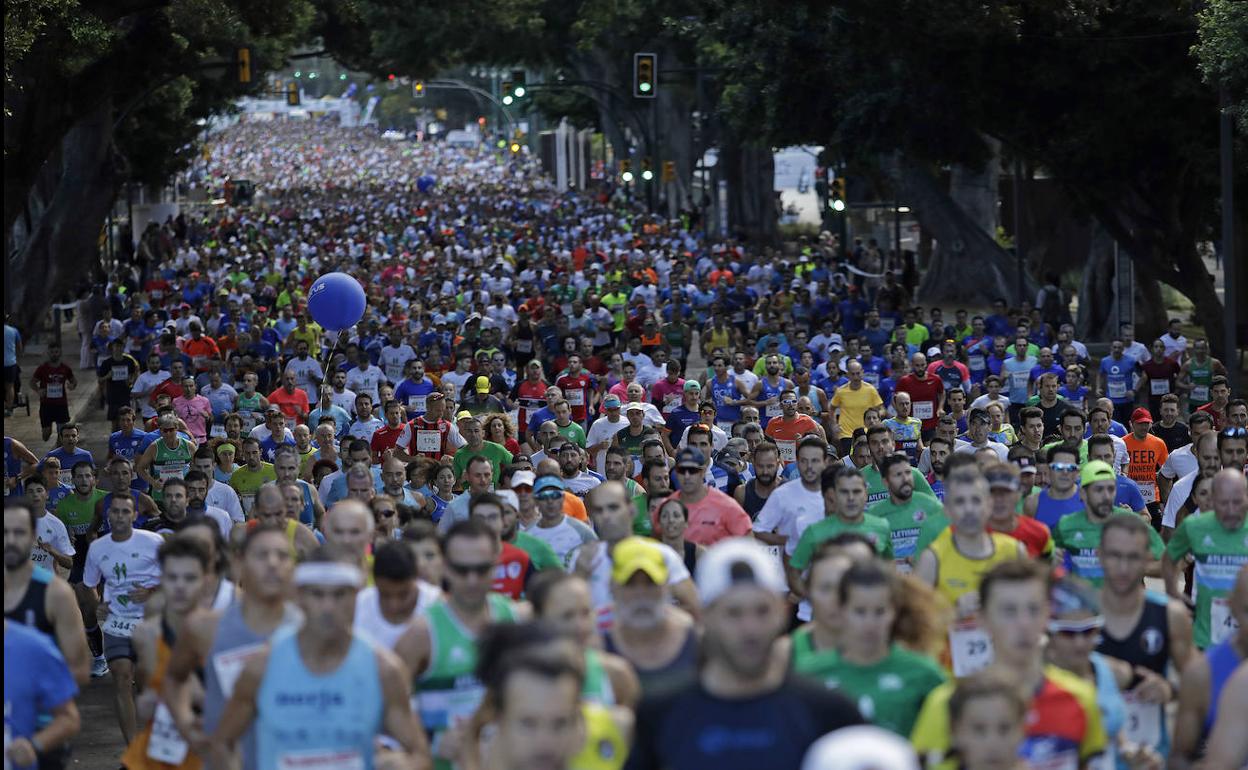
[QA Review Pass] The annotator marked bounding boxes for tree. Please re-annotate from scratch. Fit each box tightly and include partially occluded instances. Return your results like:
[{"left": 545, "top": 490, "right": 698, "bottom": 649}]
[{"left": 1193, "top": 0, "right": 1248, "bottom": 133}]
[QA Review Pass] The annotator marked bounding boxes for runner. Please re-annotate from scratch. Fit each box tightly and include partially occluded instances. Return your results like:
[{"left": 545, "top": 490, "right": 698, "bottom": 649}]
[
  {"left": 1023, "top": 443, "right": 1084, "bottom": 530},
  {"left": 862, "top": 425, "right": 935, "bottom": 507},
  {"left": 1051, "top": 460, "right": 1163, "bottom": 587},
  {"left": 868, "top": 454, "right": 947, "bottom": 571},
  {"left": 31, "top": 343, "right": 77, "bottom": 442},
  {"left": 790, "top": 467, "right": 893, "bottom": 597},
  {"left": 983, "top": 462, "right": 1053, "bottom": 560},
  {"left": 733, "top": 441, "right": 782, "bottom": 520},
  {"left": 4, "top": 618, "right": 81, "bottom": 770}
]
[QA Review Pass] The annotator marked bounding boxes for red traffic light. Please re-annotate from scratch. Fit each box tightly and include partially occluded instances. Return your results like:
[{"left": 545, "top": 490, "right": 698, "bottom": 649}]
[{"left": 388, "top": 73, "right": 396, "bottom": 81}]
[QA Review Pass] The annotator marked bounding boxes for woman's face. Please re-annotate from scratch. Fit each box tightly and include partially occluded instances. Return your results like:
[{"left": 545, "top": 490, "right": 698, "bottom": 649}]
[
  {"left": 436, "top": 467, "right": 455, "bottom": 491},
  {"left": 1190, "top": 476, "right": 1213, "bottom": 513},
  {"left": 952, "top": 695, "right": 1024, "bottom": 770},
  {"left": 538, "top": 578, "right": 595, "bottom": 646},
  {"left": 407, "top": 539, "right": 444, "bottom": 586},
  {"left": 807, "top": 555, "right": 852, "bottom": 626},
  {"left": 488, "top": 419, "right": 505, "bottom": 442},
  {"left": 839, "top": 583, "right": 895, "bottom": 656},
  {"left": 658, "top": 503, "right": 687, "bottom": 540}
]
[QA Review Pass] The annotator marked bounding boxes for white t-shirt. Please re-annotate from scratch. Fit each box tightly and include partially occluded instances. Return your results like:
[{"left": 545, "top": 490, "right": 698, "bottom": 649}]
[
  {"left": 1162, "top": 470, "right": 1199, "bottom": 529},
  {"left": 969, "top": 393, "right": 1010, "bottom": 411},
  {"left": 440, "top": 369, "right": 472, "bottom": 396},
  {"left": 955, "top": 440, "right": 1010, "bottom": 462},
  {"left": 572, "top": 540, "right": 691, "bottom": 632},
  {"left": 353, "top": 581, "right": 441, "bottom": 650},
  {"left": 31, "top": 513, "right": 74, "bottom": 571},
  {"left": 347, "top": 417, "right": 384, "bottom": 443},
  {"left": 329, "top": 387, "right": 358, "bottom": 417},
  {"left": 345, "top": 365, "right": 384, "bottom": 403},
  {"left": 285, "top": 357, "right": 324, "bottom": 403},
  {"left": 586, "top": 416, "right": 629, "bottom": 474},
  {"left": 132, "top": 371, "right": 172, "bottom": 418},
  {"left": 1159, "top": 444, "right": 1197, "bottom": 481},
  {"left": 752, "top": 479, "right": 825, "bottom": 555},
  {"left": 379, "top": 344, "right": 417, "bottom": 385},
  {"left": 524, "top": 516, "right": 598, "bottom": 565},
  {"left": 206, "top": 481, "right": 245, "bottom": 523},
  {"left": 202, "top": 505, "right": 234, "bottom": 539},
  {"left": 84, "top": 529, "right": 164, "bottom": 636}
]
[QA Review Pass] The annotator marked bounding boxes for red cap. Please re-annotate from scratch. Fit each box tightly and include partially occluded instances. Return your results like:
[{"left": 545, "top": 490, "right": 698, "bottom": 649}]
[{"left": 1131, "top": 407, "right": 1153, "bottom": 423}]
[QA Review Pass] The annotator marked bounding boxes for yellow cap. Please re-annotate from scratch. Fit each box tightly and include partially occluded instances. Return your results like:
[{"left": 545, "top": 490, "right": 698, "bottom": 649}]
[
  {"left": 611, "top": 537, "right": 668, "bottom": 585},
  {"left": 455, "top": 410, "right": 475, "bottom": 422}
]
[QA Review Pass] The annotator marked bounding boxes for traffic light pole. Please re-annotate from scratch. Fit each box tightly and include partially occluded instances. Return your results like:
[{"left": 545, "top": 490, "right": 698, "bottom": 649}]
[{"left": 426, "top": 80, "right": 518, "bottom": 133}]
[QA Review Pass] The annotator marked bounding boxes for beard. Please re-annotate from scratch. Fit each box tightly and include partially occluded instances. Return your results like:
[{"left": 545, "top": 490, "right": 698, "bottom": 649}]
[{"left": 4, "top": 545, "right": 30, "bottom": 570}]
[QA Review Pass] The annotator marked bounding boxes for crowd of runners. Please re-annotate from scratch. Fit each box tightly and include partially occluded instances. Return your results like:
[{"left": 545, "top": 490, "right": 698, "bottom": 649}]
[{"left": 3, "top": 118, "right": 1247, "bottom": 770}]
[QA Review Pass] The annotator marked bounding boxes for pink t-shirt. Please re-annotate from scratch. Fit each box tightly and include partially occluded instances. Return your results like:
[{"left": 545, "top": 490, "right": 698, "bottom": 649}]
[
  {"left": 173, "top": 395, "right": 212, "bottom": 442},
  {"left": 650, "top": 378, "right": 686, "bottom": 414},
  {"left": 665, "top": 488, "right": 752, "bottom": 546}
]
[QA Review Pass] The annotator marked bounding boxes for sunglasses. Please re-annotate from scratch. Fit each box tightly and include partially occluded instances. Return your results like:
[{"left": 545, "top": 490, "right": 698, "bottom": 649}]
[
  {"left": 1050, "top": 462, "right": 1079, "bottom": 473},
  {"left": 446, "top": 561, "right": 494, "bottom": 577},
  {"left": 534, "top": 490, "right": 563, "bottom": 501},
  {"left": 676, "top": 466, "right": 702, "bottom": 475},
  {"left": 781, "top": 399, "right": 798, "bottom": 406},
  {"left": 1053, "top": 627, "right": 1101, "bottom": 638}
]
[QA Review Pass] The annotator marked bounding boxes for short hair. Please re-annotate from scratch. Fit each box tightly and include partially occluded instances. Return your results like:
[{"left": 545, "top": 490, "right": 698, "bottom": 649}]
[
  {"left": 949, "top": 670, "right": 1027, "bottom": 726},
  {"left": 752, "top": 440, "right": 780, "bottom": 461},
  {"left": 685, "top": 425, "right": 713, "bottom": 444},
  {"left": 1101, "top": 513, "right": 1155, "bottom": 547},
  {"left": 4, "top": 497, "right": 37, "bottom": 531},
  {"left": 442, "top": 518, "right": 499, "bottom": 550},
  {"left": 879, "top": 453, "right": 912, "bottom": 478},
  {"left": 373, "top": 540, "right": 417, "bottom": 582},
  {"left": 797, "top": 435, "right": 828, "bottom": 454},
  {"left": 1189, "top": 411, "right": 1214, "bottom": 428},
  {"left": 161, "top": 477, "right": 187, "bottom": 495},
  {"left": 465, "top": 455, "right": 494, "bottom": 472},
  {"left": 928, "top": 436, "right": 953, "bottom": 453},
  {"left": 475, "top": 622, "right": 584, "bottom": 711},
  {"left": 865, "top": 425, "right": 893, "bottom": 442},
  {"left": 979, "top": 558, "right": 1052, "bottom": 609},
  {"left": 401, "top": 519, "right": 440, "bottom": 546},
  {"left": 1160, "top": 394, "right": 1180, "bottom": 407},
  {"left": 528, "top": 571, "right": 584, "bottom": 615},
  {"left": 1087, "top": 434, "right": 1115, "bottom": 455},
  {"left": 943, "top": 454, "right": 981, "bottom": 478},
  {"left": 1060, "top": 408, "right": 1087, "bottom": 426},
  {"left": 1046, "top": 442, "right": 1081, "bottom": 464},
  {"left": 158, "top": 533, "right": 212, "bottom": 572},
  {"left": 183, "top": 469, "right": 209, "bottom": 486},
  {"left": 1019, "top": 407, "right": 1044, "bottom": 425}
]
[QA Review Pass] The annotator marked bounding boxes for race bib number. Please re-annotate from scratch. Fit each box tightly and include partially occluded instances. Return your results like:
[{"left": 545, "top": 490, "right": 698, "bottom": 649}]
[
  {"left": 1122, "top": 695, "right": 1161, "bottom": 747},
  {"left": 513, "top": 339, "right": 532, "bottom": 353},
  {"left": 1108, "top": 380, "right": 1127, "bottom": 399},
  {"left": 863, "top": 372, "right": 880, "bottom": 387},
  {"left": 565, "top": 390, "right": 584, "bottom": 407},
  {"left": 241, "top": 412, "right": 258, "bottom": 432},
  {"left": 212, "top": 642, "right": 266, "bottom": 699},
  {"left": 46, "top": 382, "right": 64, "bottom": 399},
  {"left": 1140, "top": 484, "right": 1157, "bottom": 504},
  {"left": 408, "top": 395, "right": 427, "bottom": 413},
  {"left": 112, "top": 365, "right": 130, "bottom": 382},
  {"left": 1010, "top": 371, "right": 1030, "bottom": 390},
  {"left": 59, "top": 469, "right": 74, "bottom": 487},
  {"left": 285, "top": 417, "right": 298, "bottom": 432},
  {"left": 913, "top": 401, "right": 934, "bottom": 420},
  {"left": 159, "top": 464, "right": 187, "bottom": 482},
  {"left": 764, "top": 544, "right": 785, "bottom": 570},
  {"left": 879, "top": 318, "right": 896, "bottom": 332},
  {"left": 777, "top": 440, "right": 796, "bottom": 463},
  {"left": 104, "top": 613, "right": 138, "bottom": 638},
  {"left": 671, "top": 347, "right": 683, "bottom": 361},
  {"left": 968, "top": 354, "right": 985, "bottom": 372},
  {"left": 765, "top": 403, "right": 782, "bottom": 418},
  {"left": 416, "top": 430, "right": 441, "bottom": 453},
  {"left": 1191, "top": 385, "right": 1209, "bottom": 403},
  {"left": 1150, "top": 379, "right": 1170, "bottom": 395},
  {"left": 277, "top": 750, "right": 364, "bottom": 770},
  {"left": 210, "top": 424, "right": 227, "bottom": 439},
  {"left": 1211, "top": 596, "right": 1239, "bottom": 645},
  {"left": 949, "top": 621, "right": 994, "bottom": 677},
  {"left": 146, "top": 703, "right": 190, "bottom": 764}
]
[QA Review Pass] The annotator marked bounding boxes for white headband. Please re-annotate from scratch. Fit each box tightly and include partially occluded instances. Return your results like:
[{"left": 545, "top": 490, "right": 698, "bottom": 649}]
[{"left": 294, "top": 562, "right": 364, "bottom": 588}]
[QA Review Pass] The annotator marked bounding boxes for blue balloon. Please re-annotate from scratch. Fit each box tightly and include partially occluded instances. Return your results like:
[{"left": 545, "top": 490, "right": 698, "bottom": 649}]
[
  {"left": 417, "top": 175, "right": 436, "bottom": 193},
  {"left": 306, "top": 272, "right": 365, "bottom": 331}
]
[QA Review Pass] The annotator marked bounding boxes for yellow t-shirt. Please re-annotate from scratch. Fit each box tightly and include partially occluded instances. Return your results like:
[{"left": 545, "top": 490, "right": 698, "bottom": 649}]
[
  {"left": 911, "top": 665, "right": 1107, "bottom": 769},
  {"left": 572, "top": 703, "right": 627, "bottom": 770},
  {"left": 926, "top": 529, "right": 1023, "bottom": 608},
  {"left": 830, "top": 383, "right": 884, "bottom": 438}
]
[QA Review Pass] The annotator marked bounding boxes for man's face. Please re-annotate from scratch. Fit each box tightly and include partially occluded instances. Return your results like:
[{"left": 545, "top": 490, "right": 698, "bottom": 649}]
[
  {"left": 325, "top": 507, "right": 372, "bottom": 558},
  {"left": 868, "top": 432, "right": 894, "bottom": 464},
  {"left": 558, "top": 448, "right": 580, "bottom": 477},
  {"left": 1220, "top": 437, "right": 1247, "bottom": 471},
  {"left": 346, "top": 473, "right": 375, "bottom": 502},
  {"left": 163, "top": 484, "right": 188, "bottom": 521},
  {"left": 496, "top": 670, "right": 584, "bottom": 770},
  {"left": 61, "top": 428, "right": 79, "bottom": 449},
  {"left": 3, "top": 508, "right": 35, "bottom": 570},
  {"left": 929, "top": 444, "right": 951, "bottom": 475},
  {"left": 71, "top": 464, "right": 95, "bottom": 495},
  {"left": 1049, "top": 454, "right": 1079, "bottom": 491},
  {"left": 1082, "top": 479, "right": 1117, "bottom": 519},
  {"left": 1212, "top": 384, "right": 1231, "bottom": 406},
  {"left": 1228, "top": 405, "right": 1248, "bottom": 428},
  {"left": 467, "top": 461, "right": 493, "bottom": 493},
  {"left": 461, "top": 420, "right": 483, "bottom": 445},
  {"left": 968, "top": 417, "right": 989, "bottom": 444},
  {"left": 983, "top": 579, "right": 1048, "bottom": 663},
  {"left": 704, "top": 587, "right": 784, "bottom": 679},
  {"left": 1212, "top": 475, "right": 1247, "bottom": 530},
  {"left": 1160, "top": 401, "right": 1179, "bottom": 424},
  {"left": 1090, "top": 411, "right": 1110, "bottom": 436},
  {"left": 1060, "top": 416, "right": 1084, "bottom": 442},
  {"left": 274, "top": 454, "right": 299, "bottom": 483},
  {"left": 835, "top": 477, "right": 867, "bottom": 519},
  {"left": 946, "top": 478, "right": 988, "bottom": 533},
  {"left": 107, "top": 498, "right": 136, "bottom": 537},
  {"left": 887, "top": 461, "right": 916, "bottom": 501},
  {"left": 796, "top": 447, "right": 826, "bottom": 486},
  {"left": 1100, "top": 527, "right": 1150, "bottom": 597},
  {"left": 588, "top": 485, "right": 632, "bottom": 542},
  {"left": 1023, "top": 417, "right": 1044, "bottom": 445},
  {"left": 297, "top": 581, "right": 358, "bottom": 639}
]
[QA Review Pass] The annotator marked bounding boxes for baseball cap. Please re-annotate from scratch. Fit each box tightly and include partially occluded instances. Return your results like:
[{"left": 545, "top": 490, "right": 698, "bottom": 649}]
[
  {"left": 801, "top": 726, "right": 919, "bottom": 770},
  {"left": 696, "top": 538, "right": 788, "bottom": 606},
  {"left": 496, "top": 489, "right": 520, "bottom": 511},
  {"left": 625, "top": 401, "right": 646, "bottom": 413},
  {"left": 557, "top": 442, "right": 580, "bottom": 454},
  {"left": 475, "top": 376, "right": 490, "bottom": 393},
  {"left": 985, "top": 463, "right": 1021, "bottom": 491},
  {"left": 455, "top": 410, "right": 475, "bottom": 422},
  {"left": 674, "top": 447, "right": 706, "bottom": 469},
  {"left": 1131, "top": 407, "right": 1153, "bottom": 424},
  {"left": 1013, "top": 455, "right": 1037, "bottom": 476},
  {"left": 533, "top": 475, "right": 565, "bottom": 495},
  {"left": 510, "top": 470, "right": 536, "bottom": 489},
  {"left": 611, "top": 537, "right": 669, "bottom": 585},
  {"left": 1079, "top": 460, "right": 1116, "bottom": 487},
  {"left": 683, "top": 380, "right": 701, "bottom": 392},
  {"left": 603, "top": 395, "right": 622, "bottom": 409}
]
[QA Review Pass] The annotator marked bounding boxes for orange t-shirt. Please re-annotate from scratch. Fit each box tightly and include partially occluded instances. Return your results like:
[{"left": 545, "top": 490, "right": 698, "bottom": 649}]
[
  {"left": 764, "top": 414, "right": 821, "bottom": 463},
  {"left": 1122, "top": 432, "right": 1169, "bottom": 505},
  {"left": 563, "top": 491, "right": 588, "bottom": 522}
]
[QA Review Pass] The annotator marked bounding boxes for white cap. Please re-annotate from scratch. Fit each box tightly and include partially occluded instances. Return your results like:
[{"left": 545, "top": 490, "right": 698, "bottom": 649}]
[
  {"left": 695, "top": 538, "right": 787, "bottom": 606},
  {"left": 801, "top": 726, "right": 920, "bottom": 770},
  {"left": 496, "top": 489, "right": 519, "bottom": 511},
  {"left": 510, "top": 470, "right": 536, "bottom": 489}
]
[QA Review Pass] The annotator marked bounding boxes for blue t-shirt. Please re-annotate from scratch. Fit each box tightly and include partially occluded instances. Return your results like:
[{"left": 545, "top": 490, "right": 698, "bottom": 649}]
[
  {"left": 1099, "top": 355, "right": 1139, "bottom": 404},
  {"left": 4, "top": 324, "right": 21, "bottom": 366},
  {"left": 1002, "top": 357, "right": 1038, "bottom": 403},
  {"left": 4, "top": 620, "right": 79, "bottom": 769},
  {"left": 665, "top": 407, "right": 701, "bottom": 445},
  {"left": 1114, "top": 475, "right": 1147, "bottom": 512}
]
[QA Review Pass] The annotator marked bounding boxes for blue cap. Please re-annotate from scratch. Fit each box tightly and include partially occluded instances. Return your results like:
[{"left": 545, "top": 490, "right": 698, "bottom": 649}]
[
  {"left": 533, "top": 475, "right": 565, "bottom": 494},
  {"left": 674, "top": 447, "right": 706, "bottom": 468}
]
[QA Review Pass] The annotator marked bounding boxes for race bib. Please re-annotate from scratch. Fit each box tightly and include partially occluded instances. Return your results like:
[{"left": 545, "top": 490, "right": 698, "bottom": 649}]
[
  {"left": 968, "top": 354, "right": 985, "bottom": 372},
  {"left": 1211, "top": 596, "right": 1239, "bottom": 645},
  {"left": 565, "top": 390, "right": 584, "bottom": 407},
  {"left": 777, "top": 441, "right": 796, "bottom": 463},
  {"left": 104, "top": 613, "right": 139, "bottom": 638},
  {"left": 416, "top": 430, "right": 441, "bottom": 453},
  {"left": 159, "top": 464, "right": 187, "bottom": 482},
  {"left": 671, "top": 347, "right": 683, "bottom": 361},
  {"left": 1150, "top": 379, "right": 1170, "bottom": 395},
  {"left": 1139, "top": 484, "right": 1156, "bottom": 504},
  {"left": 765, "top": 403, "right": 782, "bottom": 418},
  {"left": 212, "top": 642, "right": 266, "bottom": 699},
  {"left": 913, "top": 401, "right": 935, "bottom": 420},
  {"left": 146, "top": 703, "right": 190, "bottom": 764},
  {"left": 285, "top": 417, "right": 298, "bottom": 432},
  {"left": 241, "top": 494, "right": 256, "bottom": 514},
  {"left": 210, "top": 424, "right": 227, "bottom": 439},
  {"left": 240, "top": 412, "right": 259, "bottom": 432},
  {"left": 58, "top": 469, "right": 74, "bottom": 486},
  {"left": 863, "top": 372, "right": 880, "bottom": 387},
  {"left": 1108, "top": 380, "right": 1127, "bottom": 399},
  {"left": 513, "top": 339, "right": 532, "bottom": 353},
  {"left": 1011, "top": 371, "right": 1030, "bottom": 390},
  {"left": 46, "top": 382, "right": 64, "bottom": 399},
  {"left": 949, "top": 620, "right": 994, "bottom": 677},
  {"left": 764, "top": 544, "right": 785, "bottom": 570},
  {"left": 408, "top": 395, "right": 427, "bottom": 413},
  {"left": 1191, "top": 385, "right": 1209, "bottom": 403},
  {"left": 1121, "top": 695, "right": 1161, "bottom": 747},
  {"left": 112, "top": 365, "right": 130, "bottom": 382},
  {"left": 277, "top": 750, "right": 364, "bottom": 770}
]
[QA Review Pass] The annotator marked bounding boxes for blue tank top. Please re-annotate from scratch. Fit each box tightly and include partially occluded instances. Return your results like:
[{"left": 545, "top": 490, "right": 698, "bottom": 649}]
[
  {"left": 757, "top": 377, "right": 789, "bottom": 428},
  {"left": 1204, "top": 639, "right": 1242, "bottom": 735},
  {"left": 1035, "top": 488, "right": 1085, "bottom": 530},
  {"left": 256, "top": 632, "right": 382, "bottom": 770},
  {"left": 709, "top": 374, "right": 741, "bottom": 423}
]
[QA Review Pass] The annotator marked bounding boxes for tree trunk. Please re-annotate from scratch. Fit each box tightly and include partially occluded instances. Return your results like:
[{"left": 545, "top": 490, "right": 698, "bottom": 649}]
[
  {"left": 718, "top": 135, "right": 778, "bottom": 245},
  {"left": 948, "top": 136, "right": 1000, "bottom": 237},
  {"left": 5, "top": 100, "right": 118, "bottom": 332},
  {"left": 886, "top": 153, "right": 1036, "bottom": 306},
  {"left": 1076, "top": 223, "right": 1118, "bottom": 341}
]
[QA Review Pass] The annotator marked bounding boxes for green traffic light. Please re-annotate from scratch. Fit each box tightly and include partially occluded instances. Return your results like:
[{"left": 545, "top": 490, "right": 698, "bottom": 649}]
[
  {"left": 639, "top": 82, "right": 652, "bottom": 93},
  {"left": 497, "top": 139, "right": 507, "bottom": 149},
  {"left": 513, "top": 86, "right": 526, "bottom": 98},
  {"left": 339, "top": 73, "right": 348, "bottom": 80},
  {"left": 641, "top": 170, "right": 654, "bottom": 181},
  {"left": 621, "top": 171, "right": 635, "bottom": 183},
  {"left": 293, "top": 70, "right": 302, "bottom": 78},
  {"left": 502, "top": 95, "right": 513, "bottom": 106}
]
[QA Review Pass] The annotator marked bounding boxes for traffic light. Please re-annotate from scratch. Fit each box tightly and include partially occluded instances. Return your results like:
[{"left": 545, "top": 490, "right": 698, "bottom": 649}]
[
  {"left": 619, "top": 160, "right": 634, "bottom": 183},
  {"left": 509, "top": 142, "right": 521, "bottom": 153},
  {"left": 236, "top": 47, "right": 252, "bottom": 83},
  {"left": 829, "top": 178, "right": 846, "bottom": 212},
  {"left": 286, "top": 81, "right": 300, "bottom": 106},
  {"left": 412, "top": 80, "right": 426, "bottom": 98},
  {"left": 662, "top": 160, "right": 676, "bottom": 183},
  {"left": 510, "top": 69, "right": 527, "bottom": 98},
  {"left": 641, "top": 158, "right": 654, "bottom": 181},
  {"left": 501, "top": 80, "right": 513, "bottom": 106},
  {"left": 633, "top": 53, "right": 657, "bottom": 98}
]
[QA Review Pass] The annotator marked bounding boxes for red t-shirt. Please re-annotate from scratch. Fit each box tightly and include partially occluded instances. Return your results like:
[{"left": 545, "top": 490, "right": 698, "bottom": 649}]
[
  {"left": 267, "top": 387, "right": 310, "bottom": 422},
  {"left": 370, "top": 422, "right": 414, "bottom": 460},
  {"left": 990, "top": 515, "right": 1054, "bottom": 560},
  {"left": 659, "top": 489, "right": 752, "bottom": 546},
  {"left": 492, "top": 542, "right": 532, "bottom": 600},
  {"left": 555, "top": 372, "right": 595, "bottom": 423},
  {"left": 1140, "top": 358, "right": 1181, "bottom": 398},
  {"left": 896, "top": 374, "right": 945, "bottom": 430},
  {"left": 764, "top": 414, "right": 821, "bottom": 464},
  {"left": 32, "top": 363, "right": 75, "bottom": 405},
  {"left": 410, "top": 417, "right": 454, "bottom": 460},
  {"left": 1196, "top": 402, "right": 1225, "bottom": 431}
]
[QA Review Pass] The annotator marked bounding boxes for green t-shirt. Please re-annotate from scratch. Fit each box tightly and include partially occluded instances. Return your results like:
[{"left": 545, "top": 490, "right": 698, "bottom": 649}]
[
  {"left": 862, "top": 465, "right": 936, "bottom": 508},
  {"left": 513, "top": 531, "right": 562, "bottom": 572},
  {"left": 451, "top": 441, "right": 513, "bottom": 486},
  {"left": 228, "top": 463, "right": 277, "bottom": 515},
  {"left": 1053, "top": 508, "right": 1163, "bottom": 587},
  {"left": 1042, "top": 439, "right": 1089, "bottom": 464},
  {"left": 791, "top": 637, "right": 947, "bottom": 737},
  {"left": 867, "top": 493, "right": 948, "bottom": 563},
  {"left": 791, "top": 514, "right": 894, "bottom": 569},
  {"left": 55, "top": 489, "right": 108, "bottom": 537},
  {"left": 1164, "top": 512, "right": 1248, "bottom": 648},
  {"left": 556, "top": 421, "right": 587, "bottom": 448},
  {"left": 903, "top": 323, "right": 931, "bottom": 348},
  {"left": 627, "top": 480, "right": 652, "bottom": 536}
]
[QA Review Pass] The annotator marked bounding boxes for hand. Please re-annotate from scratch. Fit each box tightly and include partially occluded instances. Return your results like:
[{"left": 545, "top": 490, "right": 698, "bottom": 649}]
[
  {"left": 128, "top": 585, "right": 157, "bottom": 603},
  {"left": 96, "top": 601, "right": 111, "bottom": 624},
  {"left": 7, "top": 737, "right": 37, "bottom": 766},
  {"left": 435, "top": 716, "right": 470, "bottom": 762},
  {"left": 573, "top": 541, "right": 603, "bottom": 577},
  {"left": 1129, "top": 665, "right": 1172, "bottom": 704},
  {"left": 1119, "top": 741, "right": 1163, "bottom": 770},
  {"left": 954, "top": 591, "right": 981, "bottom": 619}
]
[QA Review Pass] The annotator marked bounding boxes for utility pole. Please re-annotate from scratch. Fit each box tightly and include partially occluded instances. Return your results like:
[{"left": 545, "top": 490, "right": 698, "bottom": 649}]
[{"left": 1220, "top": 87, "right": 1238, "bottom": 391}]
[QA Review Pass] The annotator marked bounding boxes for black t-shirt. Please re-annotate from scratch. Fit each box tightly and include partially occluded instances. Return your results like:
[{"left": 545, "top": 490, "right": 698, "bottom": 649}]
[
  {"left": 1150, "top": 421, "right": 1190, "bottom": 453},
  {"left": 625, "top": 673, "right": 863, "bottom": 770}
]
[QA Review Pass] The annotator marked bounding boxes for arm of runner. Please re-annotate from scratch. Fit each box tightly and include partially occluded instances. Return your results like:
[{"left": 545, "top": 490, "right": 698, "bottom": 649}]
[
  {"left": 135, "top": 442, "right": 161, "bottom": 489},
  {"left": 393, "top": 616, "right": 432, "bottom": 677},
  {"left": 47, "top": 578, "right": 91, "bottom": 685},
  {"left": 669, "top": 577, "right": 701, "bottom": 623},
  {"left": 161, "top": 608, "right": 213, "bottom": 749},
  {"left": 375, "top": 646, "right": 430, "bottom": 769},
  {"left": 1170, "top": 654, "right": 1211, "bottom": 770},
  {"left": 208, "top": 645, "right": 270, "bottom": 762}
]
